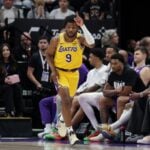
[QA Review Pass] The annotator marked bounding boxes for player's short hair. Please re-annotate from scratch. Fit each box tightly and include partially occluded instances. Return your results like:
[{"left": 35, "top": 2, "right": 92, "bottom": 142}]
[
  {"left": 63, "top": 15, "right": 76, "bottom": 28},
  {"left": 111, "top": 53, "right": 125, "bottom": 64}
]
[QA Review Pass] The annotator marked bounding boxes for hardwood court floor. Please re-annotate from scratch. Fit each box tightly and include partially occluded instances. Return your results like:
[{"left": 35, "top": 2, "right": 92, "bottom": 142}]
[{"left": 0, "top": 139, "right": 150, "bottom": 150}]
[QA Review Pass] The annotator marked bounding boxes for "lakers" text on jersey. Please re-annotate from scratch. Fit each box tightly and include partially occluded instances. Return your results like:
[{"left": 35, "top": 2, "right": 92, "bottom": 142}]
[{"left": 54, "top": 33, "right": 84, "bottom": 69}]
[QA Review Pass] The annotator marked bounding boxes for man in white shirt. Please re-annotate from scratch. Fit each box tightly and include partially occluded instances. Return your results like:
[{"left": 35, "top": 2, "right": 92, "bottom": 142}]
[
  {"left": 49, "top": 0, "right": 75, "bottom": 19},
  {"left": 0, "top": 0, "right": 23, "bottom": 26},
  {"left": 71, "top": 48, "right": 108, "bottom": 128}
]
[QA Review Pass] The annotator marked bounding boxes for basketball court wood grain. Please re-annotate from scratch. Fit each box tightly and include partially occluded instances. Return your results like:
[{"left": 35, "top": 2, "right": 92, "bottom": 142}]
[{"left": 0, "top": 140, "right": 150, "bottom": 150}]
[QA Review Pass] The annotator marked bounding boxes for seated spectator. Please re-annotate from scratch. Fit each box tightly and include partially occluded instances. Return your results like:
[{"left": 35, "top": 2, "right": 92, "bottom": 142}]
[
  {"left": 27, "top": 0, "right": 50, "bottom": 19},
  {"left": 126, "top": 56, "right": 150, "bottom": 143},
  {"left": 139, "top": 36, "right": 150, "bottom": 64},
  {"left": 38, "top": 96, "right": 58, "bottom": 138},
  {"left": 127, "top": 39, "right": 137, "bottom": 54},
  {"left": 0, "top": 0, "right": 23, "bottom": 26},
  {"left": 44, "top": 0, "right": 58, "bottom": 13},
  {"left": 98, "top": 54, "right": 137, "bottom": 124},
  {"left": 137, "top": 93, "right": 150, "bottom": 144},
  {"left": 71, "top": 49, "right": 108, "bottom": 136},
  {"left": 49, "top": 0, "right": 75, "bottom": 20},
  {"left": 69, "top": 0, "right": 87, "bottom": 12},
  {"left": 101, "top": 29, "right": 119, "bottom": 49},
  {"left": 118, "top": 49, "right": 132, "bottom": 67},
  {"left": 0, "top": 43, "right": 24, "bottom": 117},
  {"left": 80, "top": 0, "right": 106, "bottom": 20},
  {"left": 14, "top": 0, "right": 23, "bottom": 7},
  {"left": 13, "top": 32, "right": 36, "bottom": 62},
  {"left": 14, "top": 0, "right": 33, "bottom": 9},
  {"left": 22, "top": 0, "right": 34, "bottom": 9},
  {"left": 13, "top": 32, "right": 36, "bottom": 91},
  {"left": 91, "top": 47, "right": 149, "bottom": 141},
  {"left": 75, "top": 47, "right": 117, "bottom": 141}
]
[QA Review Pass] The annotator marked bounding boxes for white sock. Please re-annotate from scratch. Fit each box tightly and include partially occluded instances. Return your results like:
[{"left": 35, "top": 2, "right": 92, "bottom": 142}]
[
  {"left": 45, "top": 123, "right": 52, "bottom": 133},
  {"left": 110, "top": 108, "right": 132, "bottom": 130},
  {"left": 56, "top": 95, "right": 61, "bottom": 115},
  {"left": 60, "top": 114, "right": 64, "bottom": 122}
]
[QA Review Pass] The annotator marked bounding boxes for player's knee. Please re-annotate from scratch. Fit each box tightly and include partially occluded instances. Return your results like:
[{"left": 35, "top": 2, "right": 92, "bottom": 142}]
[
  {"left": 61, "top": 98, "right": 71, "bottom": 105},
  {"left": 59, "top": 86, "right": 68, "bottom": 98}
]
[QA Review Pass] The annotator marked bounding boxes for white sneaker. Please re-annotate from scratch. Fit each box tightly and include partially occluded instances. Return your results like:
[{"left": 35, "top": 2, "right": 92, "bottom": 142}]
[
  {"left": 89, "top": 133, "right": 104, "bottom": 142},
  {"left": 38, "top": 131, "right": 48, "bottom": 138},
  {"left": 68, "top": 131, "right": 80, "bottom": 145},
  {"left": 57, "top": 116, "right": 67, "bottom": 137},
  {"left": 137, "top": 136, "right": 150, "bottom": 144}
]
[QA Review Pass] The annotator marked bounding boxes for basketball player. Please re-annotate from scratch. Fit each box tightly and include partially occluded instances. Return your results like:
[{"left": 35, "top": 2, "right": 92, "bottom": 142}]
[{"left": 46, "top": 14, "right": 95, "bottom": 145}]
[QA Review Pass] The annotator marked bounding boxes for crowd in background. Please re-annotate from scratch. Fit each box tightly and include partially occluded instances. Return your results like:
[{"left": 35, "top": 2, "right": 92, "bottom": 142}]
[{"left": 0, "top": 0, "right": 150, "bottom": 145}]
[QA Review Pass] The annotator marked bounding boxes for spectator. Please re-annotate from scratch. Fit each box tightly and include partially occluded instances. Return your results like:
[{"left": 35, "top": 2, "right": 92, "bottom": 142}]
[
  {"left": 118, "top": 49, "right": 130, "bottom": 66},
  {"left": 13, "top": 32, "right": 36, "bottom": 62},
  {"left": 127, "top": 39, "right": 137, "bottom": 54},
  {"left": 125, "top": 47, "right": 150, "bottom": 142},
  {"left": 27, "top": 0, "right": 50, "bottom": 19},
  {"left": 139, "top": 36, "right": 150, "bottom": 64},
  {"left": 13, "top": 32, "right": 36, "bottom": 91},
  {"left": 27, "top": 36, "right": 56, "bottom": 128},
  {"left": 70, "top": 0, "right": 87, "bottom": 12},
  {"left": 99, "top": 53, "right": 137, "bottom": 123},
  {"left": 49, "top": 0, "right": 75, "bottom": 20},
  {"left": 22, "top": 0, "right": 34, "bottom": 9},
  {"left": 104, "top": 45, "right": 118, "bottom": 68},
  {"left": 38, "top": 96, "right": 58, "bottom": 138},
  {"left": 0, "top": 0, "right": 23, "bottom": 26},
  {"left": 71, "top": 48, "right": 108, "bottom": 140},
  {"left": 44, "top": 0, "right": 58, "bottom": 12},
  {"left": 101, "top": 29, "right": 119, "bottom": 49},
  {"left": 81, "top": 0, "right": 106, "bottom": 20},
  {"left": 0, "top": 43, "right": 24, "bottom": 117},
  {"left": 75, "top": 46, "right": 117, "bottom": 141},
  {"left": 137, "top": 92, "right": 150, "bottom": 144},
  {"left": 92, "top": 47, "right": 149, "bottom": 141}
]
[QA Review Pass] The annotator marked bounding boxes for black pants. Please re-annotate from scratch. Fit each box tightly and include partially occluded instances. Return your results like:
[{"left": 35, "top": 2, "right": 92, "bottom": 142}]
[
  {"left": 127, "top": 97, "right": 147, "bottom": 134},
  {"left": 142, "top": 98, "right": 150, "bottom": 134},
  {"left": 1, "top": 83, "right": 24, "bottom": 115}
]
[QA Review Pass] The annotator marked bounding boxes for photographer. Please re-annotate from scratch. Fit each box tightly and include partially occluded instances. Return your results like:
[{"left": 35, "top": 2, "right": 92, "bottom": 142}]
[{"left": 27, "top": 36, "right": 56, "bottom": 128}]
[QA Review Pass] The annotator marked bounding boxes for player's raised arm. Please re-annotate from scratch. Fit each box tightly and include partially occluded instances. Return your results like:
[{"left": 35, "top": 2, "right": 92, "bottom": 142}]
[{"left": 74, "top": 13, "right": 95, "bottom": 48}]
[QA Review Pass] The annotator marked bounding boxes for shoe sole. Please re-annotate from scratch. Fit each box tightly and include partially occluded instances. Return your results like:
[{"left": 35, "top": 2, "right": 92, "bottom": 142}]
[
  {"left": 137, "top": 140, "right": 150, "bottom": 144},
  {"left": 71, "top": 140, "right": 81, "bottom": 146}
]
